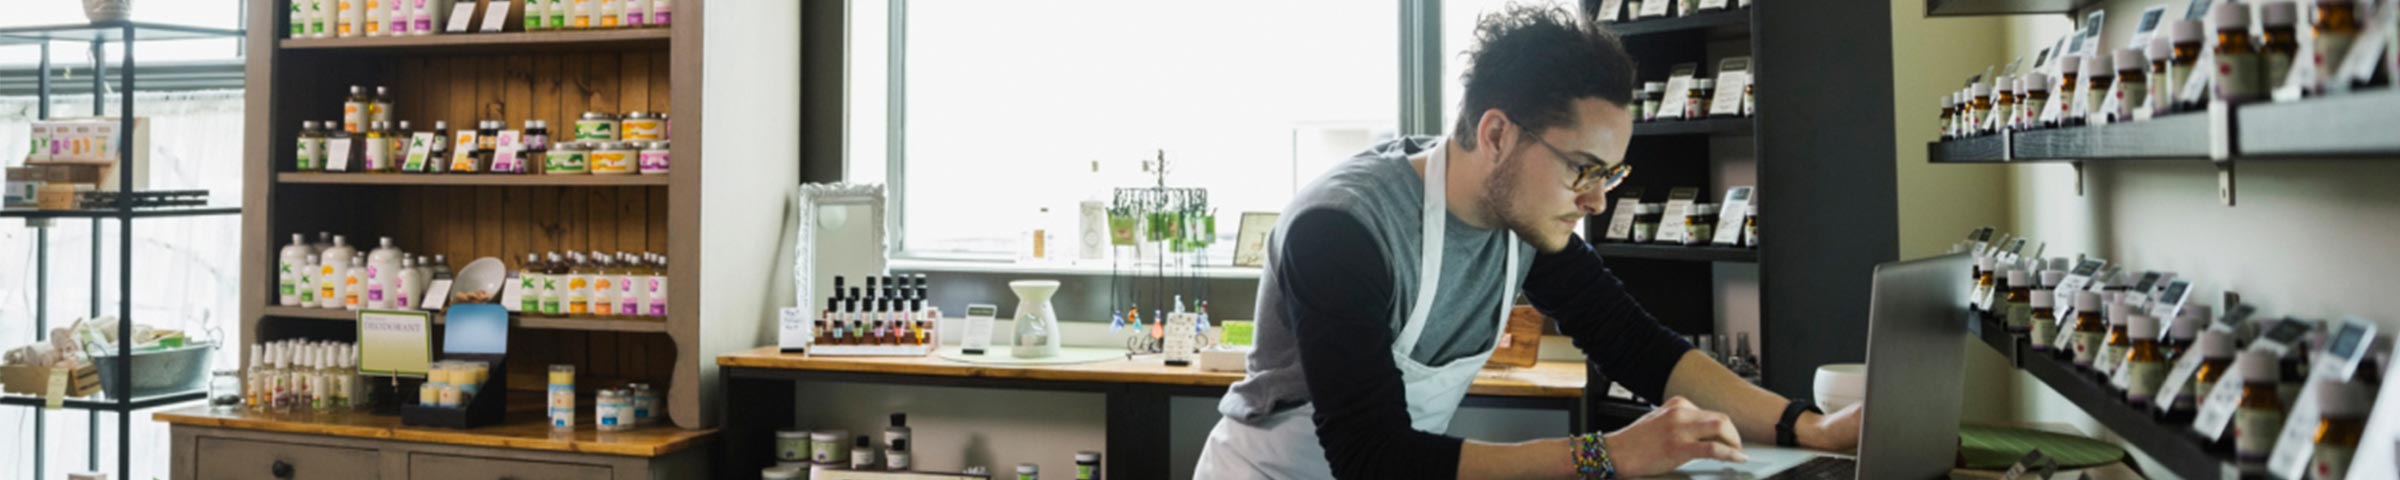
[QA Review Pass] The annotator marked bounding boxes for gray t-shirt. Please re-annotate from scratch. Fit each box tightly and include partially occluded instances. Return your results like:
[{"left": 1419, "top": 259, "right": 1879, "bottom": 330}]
[{"left": 1217, "top": 136, "right": 1535, "bottom": 422}]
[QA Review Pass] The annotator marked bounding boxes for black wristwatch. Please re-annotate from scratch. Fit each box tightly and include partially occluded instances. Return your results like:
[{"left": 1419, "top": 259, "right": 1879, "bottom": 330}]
[{"left": 1776, "top": 400, "right": 1822, "bottom": 448}]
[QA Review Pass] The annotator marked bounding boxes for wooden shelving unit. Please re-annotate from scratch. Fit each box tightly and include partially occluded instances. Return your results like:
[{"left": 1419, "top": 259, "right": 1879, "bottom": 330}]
[{"left": 240, "top": 0, "right": 793, "bottom": 439}]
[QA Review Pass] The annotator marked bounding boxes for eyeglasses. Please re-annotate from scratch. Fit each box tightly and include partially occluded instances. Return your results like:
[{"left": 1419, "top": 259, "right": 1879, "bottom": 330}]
[{"left": 1510, "top": 118, "right": 1631, "bottom": 192}]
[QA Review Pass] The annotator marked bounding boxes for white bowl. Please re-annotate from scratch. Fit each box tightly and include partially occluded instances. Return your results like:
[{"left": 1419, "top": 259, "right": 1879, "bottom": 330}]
[
  {"left": 1812, "top": 363, "right": 1868, "bottom": 412},
  {"left": 451, "top": 257, "right": 507, "bottom": 303}
]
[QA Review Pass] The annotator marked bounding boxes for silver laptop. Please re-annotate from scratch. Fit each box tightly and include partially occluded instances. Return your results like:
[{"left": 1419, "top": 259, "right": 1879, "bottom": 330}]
[{"left": 1664, "top": 253, "right": 1970, "bottom": 480}]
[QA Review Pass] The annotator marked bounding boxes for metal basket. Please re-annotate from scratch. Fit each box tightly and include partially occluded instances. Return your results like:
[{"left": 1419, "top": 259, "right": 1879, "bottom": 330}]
[{"left": 91, "top": 343, "right": 215, "bottom": 400}]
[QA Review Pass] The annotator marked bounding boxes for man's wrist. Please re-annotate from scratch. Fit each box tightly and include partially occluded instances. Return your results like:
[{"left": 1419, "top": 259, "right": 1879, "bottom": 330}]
[{"left": 1792, "top": 412, "right": 1824, "bottom": 450}]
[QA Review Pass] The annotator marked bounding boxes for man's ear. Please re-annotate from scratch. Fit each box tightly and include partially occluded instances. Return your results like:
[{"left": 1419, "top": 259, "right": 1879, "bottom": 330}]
[{"left": 1477, "top": 108, "right": 1510, "bottom": 164}]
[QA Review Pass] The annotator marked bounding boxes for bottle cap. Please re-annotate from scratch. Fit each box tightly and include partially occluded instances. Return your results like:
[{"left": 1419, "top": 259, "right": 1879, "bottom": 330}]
[
  {"left": 2040, "top": 270, "right": 2067, "bottom": 288},
  {"left": 1976, "top": 255, "right": 1995, "bottom": 270},
  {"left": 2007, "top": 268, "right": 2028, "bottom": 286},
  {"left": 2213, "top": 2, "right": 2251, "bottom": 29},
  {"left": 2031, "top": 290, "right": 2055, "bottom": 308},
  {"left": 2173, "top": 19, "right": 2205, "bottom": 43},
  {"left": 1942, "top": 94, "right": 1954, "bottom": 108},
  {"left": 2318, "top": 379, "right": 2372, "bottom": 416},
  {"left": 2106, "top": 299, "right": 2130, "bottom": 325},
  {"left": 2237, "top": 348, "right": 2278, "bottom": 380},
  {"left": 2177, "top": 304, "right": 2213, "bottom": 327},
  {"left": 1644, "top": 82, "right": 1665, "bottom": 93},
  {"left": 1076, "top": 451, "right": 1101, "bottom": 462},
  {"left": 2127, "top": 314, "right": 2158, "bottom": 339},
  {"left": 1696, "top": 78, "right": 1715, "bottom": 89},
  {"left": 2082, "top": 54, "right": 2111, "bottom": 76},
  {"left": 1018, "top": 464, "right": 1039, "bottom": 474},
  {"left": 2262, "top": 1, "right": 2298, "bottom": 27},
  {"left": 2114, "top": 48, "right": 2145, "bottom": 71},
  {"left": 2148, "top": 33, "right": 2173, "bottom": 60},
  {"left": 2198, "top": 329, "right": 2233, "bottom": 357},
  {"left": 855, "top": 435, "right": 871, "bottom": 447},
  {"left": 812, "top": 431, "right": 841, "bottom": 442},
  {"left": 2059, "top": 55, "right": 2082, "bottom": 73},
  {"left": 1972, "top": 82, "right": 1992, "bottom": 97},
  {"left": 2075, "top": 291, "right": 2102, "bottom": 311},
  {"left": 890, "top": 412, "right": 907, "bottom": 427},
  {"left": 2028, "top": 73, "right": 2052, "bottom": 92}
]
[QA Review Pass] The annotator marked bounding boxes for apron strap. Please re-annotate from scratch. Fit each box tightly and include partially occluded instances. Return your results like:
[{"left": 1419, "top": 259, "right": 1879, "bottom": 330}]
[{"left": 1395, "top": 141, "right": 1448, "bottom": 356}]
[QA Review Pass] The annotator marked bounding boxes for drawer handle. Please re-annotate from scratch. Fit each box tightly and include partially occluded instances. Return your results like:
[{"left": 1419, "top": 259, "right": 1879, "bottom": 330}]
[{"left": 271, "top": 459, "right": 295, "bottom": 479}]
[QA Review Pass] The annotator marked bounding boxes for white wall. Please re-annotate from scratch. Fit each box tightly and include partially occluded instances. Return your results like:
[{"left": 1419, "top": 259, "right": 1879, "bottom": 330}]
[{"left": 698, "top": 0, "right": 803, "bottom": 427}]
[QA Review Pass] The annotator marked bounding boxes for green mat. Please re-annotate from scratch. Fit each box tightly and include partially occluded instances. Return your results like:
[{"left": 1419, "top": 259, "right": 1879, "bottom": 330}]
[
  {"left": 937, "top": 346, "right": 1125, "bottom": 366},
  {"left": 1957, "top": 424, "right": 2127, "bottom": 470}
]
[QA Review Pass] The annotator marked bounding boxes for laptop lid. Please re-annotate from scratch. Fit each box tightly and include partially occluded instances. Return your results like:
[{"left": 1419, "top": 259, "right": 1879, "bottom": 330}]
[{"left": 1857, "top": 253, "right": 1972, "bottom": 479}]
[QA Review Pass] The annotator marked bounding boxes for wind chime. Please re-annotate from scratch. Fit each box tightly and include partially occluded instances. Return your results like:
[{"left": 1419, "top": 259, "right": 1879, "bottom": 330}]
[{"left": 1108, "top": 150, "right": 1220, "bottom": 354}]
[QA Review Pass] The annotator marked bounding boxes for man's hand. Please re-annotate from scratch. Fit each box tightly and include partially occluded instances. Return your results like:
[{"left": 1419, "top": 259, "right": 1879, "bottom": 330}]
[
  {"left": 1801, "top": 402, "right": 1865, "bottom": 452},
  {"left": 1603, "top": 396, "right": 1749, "bottom": 476}
]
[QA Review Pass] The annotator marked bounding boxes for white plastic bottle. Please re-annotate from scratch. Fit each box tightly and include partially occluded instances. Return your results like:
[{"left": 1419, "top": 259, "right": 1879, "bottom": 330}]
[
  {"left": 397, "top": 257, "right": 423, "bottom": 310},
  {"left": 367, "top": 237, "right": 404, "bottom": 309},
  {"left": 280, "top": 234, "right": 312, "bottom": 306},
  {"left": 623, "top": 0, "right": 650, "bottom": 27},
  {"left": 650, "top": 0, "right": 670, "bottom": 26},
  {"left": 290, "top": 0, "right": 310, "bottom": 38},
  {"left": 311, "top": 0, "right": 335, "bottom": 38},
  {"left": 319, "top": 236, "right": 357, "bottom": 309},
  {"left": 386, "top": 0, "right": 410, "bottom": 35},
  {"left": 365, "top": 0, "right": 388, "bottom": 36},
  {"left": 336, "top": 0, "right": 362, "bottom": 37},
  {"left": 297, "top": 254, "right": 321, "bottom": 307},
  {"left": 344, "top": 255, "right": 368, "bottom": 310},
  {"left": 523, "top": 0, "right": 549, "bottom": 30},
  {"left": 410, "top": 0, "right": 436, "bottom": 34}
]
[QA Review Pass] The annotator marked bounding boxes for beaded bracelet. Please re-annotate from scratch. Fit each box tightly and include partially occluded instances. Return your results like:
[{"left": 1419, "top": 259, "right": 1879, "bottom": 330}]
[{"left": 1572, "top": 432, "right": 1616, "bottom": 479}]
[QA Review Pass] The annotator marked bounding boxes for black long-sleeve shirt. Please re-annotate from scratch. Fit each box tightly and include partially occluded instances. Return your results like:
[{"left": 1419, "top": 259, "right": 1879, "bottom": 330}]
[{"left": 1281, "top": 209, "right": 1693, "bottom": 478}]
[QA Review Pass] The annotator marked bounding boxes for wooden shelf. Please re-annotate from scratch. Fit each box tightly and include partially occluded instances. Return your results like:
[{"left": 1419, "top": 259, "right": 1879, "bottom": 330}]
[
  {"left": 279, "top": 172, "right": 669, "bottom": 187},
  {"left": 1589, "top": 242, "right": 1758, "bottom": 263},
  {"left": 277, "top": 29, "right": 671, "bottom": 54},
  {"left": 1924, "top": 0, "right": 2099, "bottom": 17},
  {"left": 153, "top": 407, "right": 714, "bottom": 457},
  {"left": 1966, "top": 314, "right": 2237, "bottom": 480},
  {"left": 260, "top": 306, "right": 669, "bottom": 333},
  {"left": 1607, "top": 10, "right": 1750, "bottom": 37},
  {"left": 1633, "top": 117, "right": 1753, "bottom": 136},
  {"left": 2237, "top": 89, "right": 2400, "bottom": 158}
]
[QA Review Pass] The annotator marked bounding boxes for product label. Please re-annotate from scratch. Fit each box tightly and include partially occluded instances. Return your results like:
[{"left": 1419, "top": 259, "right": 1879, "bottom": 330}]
[
  {"left": 2263, "top": 52, "right": 2294, "bottom": 95},
  {"left": 639, "top": 150, "right": 669, "bottom": 173},
  {"left": 2312, "top": 445, "right": 2355, "bottom": 480},
  {"left": 2125, "top": 360, "right": 2165, "bottom": 404},
  {"left": 2156, "top": 352, "right": 2209, "bottom": 413},
  {"left": 448, "top": 131, "right": 480, "bottom": 172},
  {"left": 567, "top": 276, "right": 590, "bottom": 315},
  {"left": 2117, "top": 80, "right": 2147, "bottom": 118},
  {"left": 2005, "top": 302, "right": 2034, "bottom": 331},
  {"left": 2095, "top": 343, "right": 2124, "bottom": 377},
  {"left": 297, "top": 138, "right": 320, "bottom": 170},
  {"left": 2218, "top": 53, "right": 2263, "bottom": 101},
  {"left": 2071, "top": 331, "right": 2103, "bottom": 366},
  {"left": 646, "top": 277, "right": 666, "bottom": 317},
  {"left": 2233, "top": 408, "right": 2284, "bottom": 461},
  {"left": 591, "top": 151, "right": 634, "bottom": 173},
  {"left": 403, "top": 132, "right": 435, "bottom": 172},
  {"left": 491, "top": 131, "right": 524, "bottom": 172},
  {"left": 2030, "top": 314, "right": 2058, "bottom": 350},
  {"left": 593, "top": 277, "right": 616, "bottom": 315}
]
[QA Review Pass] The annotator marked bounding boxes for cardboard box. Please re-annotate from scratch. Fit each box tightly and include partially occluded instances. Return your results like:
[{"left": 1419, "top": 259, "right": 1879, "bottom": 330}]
[
  {"left": 4, "top": 168, "right": 40, "bottom": 207},
  {"left": 38, "top": 184, "right": 90, "bottom": 210},
  {"left": 0, "top": 363, "right": 103, "bottom": 398},
  {"left": 27, "top": 117, "right": 149, "bottom": 191}
]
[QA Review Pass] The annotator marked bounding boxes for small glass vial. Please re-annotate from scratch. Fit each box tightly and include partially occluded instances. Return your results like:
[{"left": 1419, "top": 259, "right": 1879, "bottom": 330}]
[
  {"left": 2166, "top": 305, "right": 2211, "bottom": 359},
  {"left": 2095, "top": 300, "right": 2132, "bottom": 385},
  {"left": 548, "top": 365, "right": 576, "bottom": 430},
  {"left": 887, "top": 439, "right": 913, "bottom": 471},
  {"left": 2112, "top": 49, "right": 2148, "bottom": 120},
  {"left": 2311, "top": 379, "right": 2369, "bottom": 480},
  {"left": 1968, "top": 82, "right": 1993, "bottom": 135},
  {"left": 2186, "top": 330, "right": 2237, "bottom": 410},
  {"left": 2233, "top": 349, "right": 2285, "bottom": 473},
  {"left": 1740, "top": 206, "right": 1757, "bottom": 248},
  {"left": 2120, "top": 314, "right": 2167, "bottom": 407},
  {"left": 2215, "top": 3, "right": 2266, "bottom": 103},
  {"left": 2261, "top": 2, "right": 2301, "bottom": 95},
  {"left": 1992, "top": 76, "right": 2017, "bottom": 132},
  {"left": 1938, "top": 94, "right": 1956, "bottom": 139},
  {"left": 1641, "top": 82, "right": 1665, "bottom": 121},
  {"left": 1630, "top": 203, "right": 1664, "bottom": 243},
  {"left": 1739, "top": 81, "right": 1754, "bottom": 117},
  {"left": 2148, "top": 35, "right": 2175, "bottom": 115},
  {"left": 2052, "top": 57, "right": 2082, "bottom": 127},
  {"left": 2001, "top": 268, "right": 2032, "bottom": 333},
  {"left": 850, "top": 436, "right": 878, "bottom": 470},
  {"left": 2070, "top": 292, "right": 2106, "bottom": 367},
  {"left": 297, "top": 121, "right": 326, "bottom": 171},
  {"left": 2027, "top": 273, "right": 2059, "bottom": 352},
  {"left": 2169, "top": 20, "right": 2206, "bottom": 111},
  {"left": 363, "top": 121, "right": 393, "bottom": 173},
  {"left": 2078, "top": 55, "right": 2113, "bottom": 125},
  {"left": 1682, "top": 203, "right": 1717, "bottom": 246},
  {"left": 1685, "top": 78, "right": 1713, "bottom": 118},
  {"left": 1971, "top": 255, "right": 1996, "bottom": 315},
  {"left": 2312, "top": 0, "right": 2363, "bottom": 95}
]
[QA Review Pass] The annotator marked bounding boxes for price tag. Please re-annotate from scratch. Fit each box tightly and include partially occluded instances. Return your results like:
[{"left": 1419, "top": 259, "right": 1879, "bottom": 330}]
[
  {"left": 491, "top": 130, "right": 524, "bottom": 172},
  {"left": 2178, "top": 49, "right": 2216, "bottom": 104},
  {"left": 421, "top": 279, "right": 453, "bottom": 310},
  {"left": 449, "top": 130, "right": 481, "bottom": 172},
  {"left": 2131, "top": 6, "right": 2170, "bottom": 47},
  {"left": 2183, "top": 0, "right": 2214, "bottom": 20},
  {"left": 2191, "top": 363, "right": 2247, "bottom": 440},
  {"left": 480, "top": 0, "right": 513, "bottom": 33},
  {"left": 2128, "top": 271, "right": 2164, "bottom": 297},
  {"left": 1655, "top": 67, "right": 1697, "bottom": 120},
  {"left": 1599, "top": 0, "right": 1625, "bottom": 22},
  {"left": 2268, "top": 339, "right": 2368, "bottom": 480},
  {"left": 446, "top": 2, "right": 479, "bottom": 32},
  {"left": 1639, "top": 0, "right": 1672, "bottom": 18},
  {"left": 779, "top": 307, "right": 812, "bottom": 354},
  {"left": 499, "top": 277, "right": 524, "bottom": 312},
  {"left": 2053, "top": 258, "right": 2107, "bottom": 321},
  {"left": 2154, "top": 346, "right": 2212, "bottom": 414},
  {"left": 358, "top": 310, "right": 434, "bottom": 377},
  {"left": 325, "top": 137, "right": 354, "bottom": 172},
  {"left": 960, "top": 304, "right": 998, "bottom": 354},
  {"left": 1698, "top": 0, "right": 1728, "bottom": 10},
  {"left": 402, "top": 132, "right": 435, "bottom": 172},
  {"left": 2333, "top": 7, "right": 2393, "bottom": 92},
  {"left": 1165, "top": 313, "right": 1200, "bottom": 366},
  {"left": 2078, "top": 10, "right": 2107, "bottom": 55},
  {"left": 1712, "top": 186, "right": 1752, "bottom": 246},
  {"left": 1604, "top": 196, "right": 1641, "bottom": 241},
  {"left": 2147, "top": 279, "right": 2193, "bottom": 321},
  {"left": 44, "top": 368, "right": 66, "bottom": 409},
  {"left": 1654, "top": 187, "right": 1699, "bottom": 245},
  {"left": 1710, "top": 57, "right": 1752, "bottom": 117}
]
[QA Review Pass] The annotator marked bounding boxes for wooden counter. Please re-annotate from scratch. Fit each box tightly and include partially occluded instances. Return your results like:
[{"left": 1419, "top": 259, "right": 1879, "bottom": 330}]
[
  {"left": 153, "top": 407, "right": 715, "bottom": 457},
  {"left": 716, "top": 345, "right": 1590, "bottom": 398}
]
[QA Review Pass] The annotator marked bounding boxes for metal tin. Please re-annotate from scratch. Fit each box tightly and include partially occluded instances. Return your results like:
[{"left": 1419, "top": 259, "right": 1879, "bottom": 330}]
[
  {"left": 592, "top": 141, "right": 638, "bottom": 175},
  {"left": 575, "top": 112, "right": 620, "bottom": 141},
  {"left": 622, "top": 111, "right": 665, "bottom": 141},
  {"left": 639, "top": 141, "right": 671, "bottom": 175},
  {"left": 548, "top": 142, "right": 591, "bottom": 174}
]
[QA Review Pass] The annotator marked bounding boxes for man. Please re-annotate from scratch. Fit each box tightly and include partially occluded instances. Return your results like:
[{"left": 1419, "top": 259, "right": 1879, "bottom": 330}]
[{"left": 1192, "top": 6, "right": 1863, "bottom": 479}]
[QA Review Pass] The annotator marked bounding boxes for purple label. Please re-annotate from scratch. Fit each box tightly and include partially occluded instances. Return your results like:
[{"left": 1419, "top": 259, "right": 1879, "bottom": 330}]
[
  {"left": 639, "top": 151, "right": 669, "bottom": 173},
  {"left": 649, "top": 300, "right": 666, "bottom": 317},
  {"left": 368, "top": 285, "right": 385, "bottom": 302},
  {"left": 527, "top": 134, "right": 549, "bottom": 151},
  {"left": 655, "top": 12, "right": 670, "bottom": 24},
  {"left": 414, "top": 19, "right": 432, "bottom": 31},
  {"left": 391, "top": 20, "right": 407, "bottom": 32},
  {"left": 628, "top": 13, "right": 645, "bottom": 25}
]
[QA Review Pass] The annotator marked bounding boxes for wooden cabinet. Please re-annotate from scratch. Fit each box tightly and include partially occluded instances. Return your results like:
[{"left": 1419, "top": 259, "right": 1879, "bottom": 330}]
[
  {"left": 408, "top": 453, "right": 614, "bottom": 480},
  {"left": 194, "top": 437, "right": 381, "bottom": 480}
]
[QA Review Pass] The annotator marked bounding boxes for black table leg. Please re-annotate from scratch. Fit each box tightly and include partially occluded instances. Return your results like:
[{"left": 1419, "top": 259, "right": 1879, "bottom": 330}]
[
  {"left": 1106, "top": 385, "right": 1172, "bottom": 480},
  {"left": 720, "top": 368, "right": 796, "bottom": 480}
]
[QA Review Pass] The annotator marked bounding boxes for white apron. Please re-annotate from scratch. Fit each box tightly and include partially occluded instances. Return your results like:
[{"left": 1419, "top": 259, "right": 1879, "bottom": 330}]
[{"left": 1193, "top": 141, "right": 1519, "bottom": 479}]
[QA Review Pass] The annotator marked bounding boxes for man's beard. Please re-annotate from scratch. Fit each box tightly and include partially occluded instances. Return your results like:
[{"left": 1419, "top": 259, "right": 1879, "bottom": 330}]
[{"left": 1480, "top": 153, "right": 1571, "bottom": 253}]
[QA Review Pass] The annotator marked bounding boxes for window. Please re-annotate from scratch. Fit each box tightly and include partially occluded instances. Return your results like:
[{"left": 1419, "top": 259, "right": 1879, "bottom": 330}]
[
  {"left": 865, "top": 0, "right": 1581, "bottom": 265},
  {"left": 0, "top": 1, "right": 246, "bottom": 65}
]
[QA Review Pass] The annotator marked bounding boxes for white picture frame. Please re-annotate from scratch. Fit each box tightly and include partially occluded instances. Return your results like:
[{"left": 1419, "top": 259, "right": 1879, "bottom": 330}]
[{"left": 793, "top": 183, "right": 890, "bottom": 327}]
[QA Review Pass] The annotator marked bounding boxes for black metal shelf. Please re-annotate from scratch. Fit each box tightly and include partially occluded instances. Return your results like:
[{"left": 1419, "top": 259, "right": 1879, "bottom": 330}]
[
  {"left": 1607, "top": 9, "right": 1751, "bottom": 37},
  {"left": 1590, "top": 242, "right": 1758, "bottom": 263},
  {"left": 2013, "top": 113, "right": 2212, "bottom": 160},
  {"left": 2237, "top": 89, "right": 2400, "bottom": 158},
  {"left": 0, "top": 390, "right": 208, "bottom": 411},
  {"left": 1633, "top": 117, "right": 1753, "bottom": 136},
  {"left": 0, "top": 206, "right": 241, "bottom": 219},
  {"left": 1966, "top": 314, "right": 2237, "bottom": 480},
  {"left": 1927, "top": 134, "right": 2013, "bottom": 163},
  {"left": 1924, "top": 0, "right": 2101, "bottom": 17}
]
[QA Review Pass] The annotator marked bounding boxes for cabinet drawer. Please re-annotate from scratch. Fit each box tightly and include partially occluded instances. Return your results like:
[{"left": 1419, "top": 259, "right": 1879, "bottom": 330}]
[
  {"left": 409, "top": 453, "right": 612, "bottom": 480},
  {"left": 194, "top": 437, "right": 381, "bottom": 480}
]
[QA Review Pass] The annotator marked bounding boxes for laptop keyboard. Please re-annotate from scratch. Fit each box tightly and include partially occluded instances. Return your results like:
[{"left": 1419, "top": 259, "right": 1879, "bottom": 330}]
[{"left": 1764, "top": 456, "right": 1857, "bottom": 480}]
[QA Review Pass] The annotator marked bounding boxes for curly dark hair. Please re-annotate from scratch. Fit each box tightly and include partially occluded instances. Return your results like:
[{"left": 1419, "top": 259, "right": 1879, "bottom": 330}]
[{"left": 1451, "top": 4, "right": 1637, "bottom": 150}]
